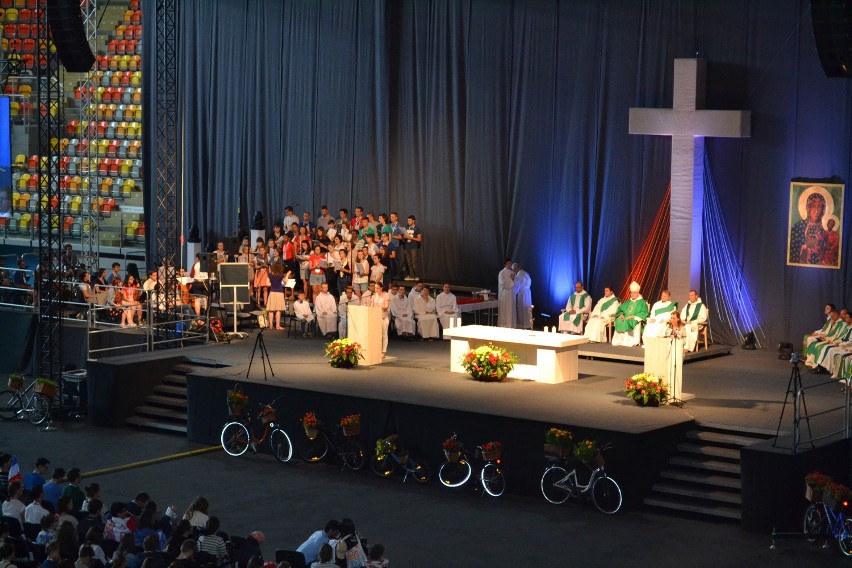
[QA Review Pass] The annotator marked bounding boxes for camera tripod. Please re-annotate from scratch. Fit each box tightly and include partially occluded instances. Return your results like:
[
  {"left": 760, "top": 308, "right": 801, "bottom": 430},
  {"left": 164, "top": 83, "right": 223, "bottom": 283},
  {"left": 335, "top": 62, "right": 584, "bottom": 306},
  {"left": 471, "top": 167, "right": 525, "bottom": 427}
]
[
  {"left": 246, "top": 327, "right": 274, "bottom": 380},
  {"left": 773, "top": 354, "right": 813, "bottom": 451}
]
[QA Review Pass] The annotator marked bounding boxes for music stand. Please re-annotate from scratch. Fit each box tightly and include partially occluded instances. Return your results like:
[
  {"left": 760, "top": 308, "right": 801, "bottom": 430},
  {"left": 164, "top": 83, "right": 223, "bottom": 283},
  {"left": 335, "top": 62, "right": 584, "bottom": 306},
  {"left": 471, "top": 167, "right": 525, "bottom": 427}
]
[{"left": 247, "top": 311, "right": 274, "bottom": 380}]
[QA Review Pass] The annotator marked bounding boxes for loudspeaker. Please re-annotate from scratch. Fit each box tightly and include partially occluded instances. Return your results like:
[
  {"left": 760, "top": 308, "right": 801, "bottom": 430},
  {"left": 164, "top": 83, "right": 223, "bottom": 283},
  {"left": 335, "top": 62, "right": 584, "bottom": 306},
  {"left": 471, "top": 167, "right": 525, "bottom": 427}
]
[
  {"left": 811, "top": 0, "right": 852, "bottom": 78},
  {"left": 46, "top": 0, "right": 96, "bottom": 72}
]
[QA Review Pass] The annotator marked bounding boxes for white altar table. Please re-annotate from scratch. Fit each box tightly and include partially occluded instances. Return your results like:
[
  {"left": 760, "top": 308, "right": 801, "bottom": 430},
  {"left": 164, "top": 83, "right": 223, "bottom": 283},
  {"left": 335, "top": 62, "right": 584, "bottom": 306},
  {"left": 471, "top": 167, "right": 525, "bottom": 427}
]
[{"left": 442, "top": 325, "right": 588, "bottom": 384}]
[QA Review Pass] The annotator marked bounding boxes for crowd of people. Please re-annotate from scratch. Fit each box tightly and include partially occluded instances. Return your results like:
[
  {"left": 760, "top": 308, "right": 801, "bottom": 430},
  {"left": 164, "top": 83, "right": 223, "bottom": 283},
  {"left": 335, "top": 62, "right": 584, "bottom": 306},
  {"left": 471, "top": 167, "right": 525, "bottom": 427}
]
[{"left": 0, "top": 455, "right": 389, "bottom": 568}]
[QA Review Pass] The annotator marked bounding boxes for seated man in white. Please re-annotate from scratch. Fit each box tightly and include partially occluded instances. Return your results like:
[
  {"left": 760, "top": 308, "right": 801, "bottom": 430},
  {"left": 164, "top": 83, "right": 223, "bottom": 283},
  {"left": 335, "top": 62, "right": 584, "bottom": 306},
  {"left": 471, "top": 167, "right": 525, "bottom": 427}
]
[
  {"left": 313, "top": 282, "right": 338, "bottom": 338},
  {"left": 817, "top": 311, "right": 852, "bottom": 375},
  {"left": 643, "top": 289, "right": 678, "bottom": 339},
  {"left": 408, "top": 282, "right": 425, "bottom": 302},
  {"left": 805, "top": 309, "right": 848, "bottom": 368},
  {"left": 803, "top": 307, "right": 840, "bottom": 355},
  {"left": 292, "top": 291, "right": 316, "bottom": 338},
  {"left": 337, "top": 286, "right": 358, "bottom": 338},
  {"left": 680, "top": 289, "right": 709, "bottom": 352},
  {"left": 558, "top": 281, "right": 591, "bottom": 334},
  {"left": 413, "top": 286, "right": 440, "bottom": 339},
  {"left": 611, "top": 281, "right": 649, "bottom": 347},
  {"left": 435, "top": 283, "right": 460, "bottom": 332},
  {"left": 390, "top": 285, "right": 416, "bottom": 337},
  {"left": 583, "top": 287, "right": 620, "bottom": 343}
]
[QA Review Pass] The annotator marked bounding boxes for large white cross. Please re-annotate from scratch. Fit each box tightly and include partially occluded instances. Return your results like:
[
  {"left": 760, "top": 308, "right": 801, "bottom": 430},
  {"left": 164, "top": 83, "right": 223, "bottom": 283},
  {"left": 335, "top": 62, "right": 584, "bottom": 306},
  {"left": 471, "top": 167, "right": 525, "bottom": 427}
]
[{"left": 629, "top": 59, "right": 750, "bottom": 305}]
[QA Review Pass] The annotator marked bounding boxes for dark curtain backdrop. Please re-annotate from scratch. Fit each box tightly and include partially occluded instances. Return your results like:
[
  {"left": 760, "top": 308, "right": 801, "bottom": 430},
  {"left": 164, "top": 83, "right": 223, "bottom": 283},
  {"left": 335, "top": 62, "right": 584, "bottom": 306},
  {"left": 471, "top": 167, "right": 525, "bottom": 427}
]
[{"left": 144, "top": 0, "right": 852, "bottom": 344}]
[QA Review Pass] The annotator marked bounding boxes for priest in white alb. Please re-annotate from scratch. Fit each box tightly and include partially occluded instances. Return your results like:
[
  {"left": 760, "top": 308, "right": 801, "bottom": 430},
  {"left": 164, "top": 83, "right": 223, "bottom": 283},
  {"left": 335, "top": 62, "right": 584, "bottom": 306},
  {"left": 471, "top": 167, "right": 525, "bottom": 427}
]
[
  {"left": 611, "top": 281, "right": 649, "bottom": 347},
  {"left": 435, "top": 283, "right": 460, "bottom": 331},
  {"left": 680, "top": 290, "right": 709, "bottom": 352},
  {"left": 497, "top": 259, "right": 515, "bottom": 328},
  {"left": 413, "top": 286, "right": 440, "bottom": 339},
  {"left": 583, "top": 287, "right": 620, "bottom": 343},
  {"left": 643, "top": 290, "right": 678, "bottom": 339},
  {"left": 390, "top": 285, "right": 416, "bottom": 337},
  {"left": 513, "top": 262, "right": 532, "bottom": 329},
  {"left": 313, "top": 282, "right": 338, "bottom": 337},
  {"left": 558, "top": 281, "right": 592, "bottom": 334}
]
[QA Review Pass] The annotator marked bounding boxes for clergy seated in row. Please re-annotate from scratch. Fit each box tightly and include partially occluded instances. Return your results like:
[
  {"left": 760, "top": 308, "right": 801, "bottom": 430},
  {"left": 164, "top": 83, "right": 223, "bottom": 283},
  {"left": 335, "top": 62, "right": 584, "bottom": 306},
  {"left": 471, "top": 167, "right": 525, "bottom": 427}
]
[
  {"left": 390, "top": 286, "right": 416, "bottom": 337},
  {"left": 558, "top": 281, "right": 591, "bottom": 334},
  {"left": 413, "top": 286, "right": 440, "bottom": 339},
  {"left": 802, "top": 308, "right": 843, "bottom": 359},
  {"left": 583, "top": 287, "right": 620, "bottom": 343},
  {"left": 814, "top": 311, "right": 852, "bottom": 376},
  {"left": 338, "top": 286, "right": 359, "bottom": 338},
  {"left": 611, "top": 281, "right": 649, "bottom": 347},
  {"left": 804, "top": 308, "right": 849, "bottom": 369},
  {"left": 435, "top": 283, "right": 460, "bottom": 330},
  {"left": 643, "top": 290, "right": 678, "bottom": 339},
  {"left": 292, "top": 292, "right": 316, "bottom": 337},
  {"left": 313, "top": 283, "right": 338, "bottom": 338},
  {"left": 680, "top": 290, "right": 709, "bottom": 352}
]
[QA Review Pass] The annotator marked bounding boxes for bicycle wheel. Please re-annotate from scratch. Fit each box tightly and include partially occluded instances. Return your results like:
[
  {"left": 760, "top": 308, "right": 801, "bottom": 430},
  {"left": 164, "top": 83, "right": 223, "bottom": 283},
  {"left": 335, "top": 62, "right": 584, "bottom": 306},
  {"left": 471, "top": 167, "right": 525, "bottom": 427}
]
[
  {"left": 540, "top": 465, "right": 571, "bottom": 504},
  {"left": 409, "top": 459, "right": 431, "bottom": 483},
  {"left": 591, "top": 474, "right": 623, "bottom": 514},
  {"left": 28, "top": 395, "right": 50, "bottom": 425},
  {"left": 438, "top": 459, "right": 472, "bottom": 488},
  {"left": 220, "top": 422, "right": 250, "bottom": 456},
  {"left": 340, "top": 439, "right": 365, "bottom": 470},
  {"left": 299, "top": 436, "right": 329, "bottom": 463},
  {"left": 0, "top": 390, "right": 22, "bottom": 420},
  {"left": 269, "top": 428, "right": 293, "bottom": 463},
  {"left": 803, "top": 503, "right": 826, "bottom": 543},
  {"left": 480, "top": 462, "right": 506, "bottom": 497},
  {"left": 838, "top": 517, "right": 852, "bottom": 556},
  {"left": 370, "top": 455, "right": 394, "bottom": 477}
]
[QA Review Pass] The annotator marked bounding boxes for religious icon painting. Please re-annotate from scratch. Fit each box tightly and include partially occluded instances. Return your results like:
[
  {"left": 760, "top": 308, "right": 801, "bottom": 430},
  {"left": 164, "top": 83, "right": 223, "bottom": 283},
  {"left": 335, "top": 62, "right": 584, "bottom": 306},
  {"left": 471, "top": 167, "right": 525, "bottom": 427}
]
[{"left": 786, "top": 182, "right": 843, "bottom": 269}]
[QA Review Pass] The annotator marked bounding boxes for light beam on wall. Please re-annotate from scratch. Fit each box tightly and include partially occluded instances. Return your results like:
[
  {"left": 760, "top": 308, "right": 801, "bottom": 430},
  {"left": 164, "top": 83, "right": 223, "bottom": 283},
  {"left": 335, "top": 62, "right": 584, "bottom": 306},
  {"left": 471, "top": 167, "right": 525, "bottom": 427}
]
[{"left": 620, "top": 184, "right": 670, "bottom": 302}]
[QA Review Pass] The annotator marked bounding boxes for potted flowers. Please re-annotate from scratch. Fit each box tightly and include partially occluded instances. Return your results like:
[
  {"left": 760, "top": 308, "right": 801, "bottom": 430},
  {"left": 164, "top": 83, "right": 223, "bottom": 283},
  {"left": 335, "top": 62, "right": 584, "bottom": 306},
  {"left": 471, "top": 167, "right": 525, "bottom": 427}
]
[
  {"left": 301, "top": 411, "right": 319, "bottom": 439},
  {"left": 34, "top": 377, "right": 58, "bottom": 398},
  {"left": 480, "top": 441, "right": 502, "bottom": 461},
  {"left": 574, "top": 438, "right": 604, "bottom": 469},
  {"left": 805, "top": 471, "right": 830, "bottom": 502},
  {"left": 624, "top": 373, "right": 669, "bottom": 406},
  {"left": 324, "top": 338, "right": 364, "bottom": 368},
  {"left": 340, "top": 414, "right": 361, "bottom": 437},
  {"left": 227, "top": 388, "right": 249, "bottom": 417},
  {"left": 544, "top": 427, "right": 573, "bottom": 458},
  {"left": 7, "top": 373, "right": 23, "bottom": 390},
  {"left": 375, "top": 435, "right": 398, "bottom": 460},
  {"left": 460, "top": 343, "right": 518, "bottom": 382},
  {"left": 442, "top": 437, "right": 461, "bottom": 462}
]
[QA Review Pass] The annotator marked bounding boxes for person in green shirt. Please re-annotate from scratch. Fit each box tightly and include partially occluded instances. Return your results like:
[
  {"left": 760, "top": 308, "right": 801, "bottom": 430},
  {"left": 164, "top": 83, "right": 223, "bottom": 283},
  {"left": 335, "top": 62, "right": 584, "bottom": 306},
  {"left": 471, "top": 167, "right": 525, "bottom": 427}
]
[{"left": 60, "top": 468, "right": 84, "bottom": 515}]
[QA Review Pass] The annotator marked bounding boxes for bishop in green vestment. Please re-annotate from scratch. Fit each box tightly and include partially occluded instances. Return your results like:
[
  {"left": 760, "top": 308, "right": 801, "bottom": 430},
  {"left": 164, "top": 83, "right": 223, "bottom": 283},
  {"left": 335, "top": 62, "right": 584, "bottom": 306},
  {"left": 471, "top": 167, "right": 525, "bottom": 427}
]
[{"left": 612, "top": 281, "right": 649, "bottom": 347}]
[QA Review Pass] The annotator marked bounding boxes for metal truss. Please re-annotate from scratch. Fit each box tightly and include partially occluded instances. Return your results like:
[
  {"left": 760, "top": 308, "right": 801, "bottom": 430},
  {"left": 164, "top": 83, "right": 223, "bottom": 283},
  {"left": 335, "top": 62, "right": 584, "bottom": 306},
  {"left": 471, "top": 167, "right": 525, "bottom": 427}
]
[
  {"left": 35, "top": 4, "right": 64, "bottom": 383},
  {"left": 80, "top": 0, "right": 99, "bottom": 271}
]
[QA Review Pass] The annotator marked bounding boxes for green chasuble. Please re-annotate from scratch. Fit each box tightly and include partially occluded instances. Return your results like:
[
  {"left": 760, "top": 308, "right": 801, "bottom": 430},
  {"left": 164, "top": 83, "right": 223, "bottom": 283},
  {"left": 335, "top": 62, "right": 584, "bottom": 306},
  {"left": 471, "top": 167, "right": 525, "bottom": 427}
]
[
  {"left": 614, "top": 297, "right": 649, "bottom": 332},
  {"left": 806, "top": 320, "right": 848, "bottom": 358},
  {"left": 563, "top": 292, "right": 590, "bottom": 326},
  {"left": 804, "top": 318, "right": 833, "bottom": 345}
]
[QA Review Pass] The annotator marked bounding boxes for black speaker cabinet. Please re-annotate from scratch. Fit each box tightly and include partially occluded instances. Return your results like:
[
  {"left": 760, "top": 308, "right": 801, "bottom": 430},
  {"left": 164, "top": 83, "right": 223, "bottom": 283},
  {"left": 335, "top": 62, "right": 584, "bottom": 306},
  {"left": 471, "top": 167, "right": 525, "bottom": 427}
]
[
  {"left": 811, "top": 0, "right": 852, "bottom": 78},
  {"left": 46, "top": 0, "right": 96, "bottom": 72}
]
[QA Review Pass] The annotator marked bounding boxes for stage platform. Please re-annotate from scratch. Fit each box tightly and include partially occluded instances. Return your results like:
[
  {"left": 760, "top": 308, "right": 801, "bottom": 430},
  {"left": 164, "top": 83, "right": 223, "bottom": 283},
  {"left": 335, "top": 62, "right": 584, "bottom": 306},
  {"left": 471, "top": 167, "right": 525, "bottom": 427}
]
[{"left": 578, "top": 342, "right": 732, "bottom": 363}]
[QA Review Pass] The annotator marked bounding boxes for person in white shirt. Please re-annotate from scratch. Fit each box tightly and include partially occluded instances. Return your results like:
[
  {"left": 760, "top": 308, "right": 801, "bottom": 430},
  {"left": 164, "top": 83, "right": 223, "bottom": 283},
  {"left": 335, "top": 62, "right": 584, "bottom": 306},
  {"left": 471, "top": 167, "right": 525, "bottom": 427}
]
[
  {"left": 413, "top": 287, "right": 439, "bottom": 339},
  {"left": 337, "top": 287, "right": 358, "bottom": 338},
  {"left": 435, "top": 283, "right": 460, "bottom": 332},
  {"left": 24, "top": 485, "right": 50, "bottom": 525},
  {"left": 293, "top": 292, "right": 316, "bottom": 338},
  {"left": 390, "top": 286, "right": 416, "bottom": 337},
  {"left": 373, "top": 282, "right": 391, "bottom": 358},
  {"left": 2, "top": 481, "right": 25, "bottom": 523},
  {"left": 313, "top": 283, "right": 338, "bottom": 338}
]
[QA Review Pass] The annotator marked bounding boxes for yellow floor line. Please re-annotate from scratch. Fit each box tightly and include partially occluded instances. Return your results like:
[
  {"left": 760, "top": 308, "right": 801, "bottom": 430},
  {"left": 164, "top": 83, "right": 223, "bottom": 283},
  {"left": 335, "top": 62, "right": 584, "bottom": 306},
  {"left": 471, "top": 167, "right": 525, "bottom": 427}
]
[{"left": 82, "top": 445, "right": 221, "bottom": 478}]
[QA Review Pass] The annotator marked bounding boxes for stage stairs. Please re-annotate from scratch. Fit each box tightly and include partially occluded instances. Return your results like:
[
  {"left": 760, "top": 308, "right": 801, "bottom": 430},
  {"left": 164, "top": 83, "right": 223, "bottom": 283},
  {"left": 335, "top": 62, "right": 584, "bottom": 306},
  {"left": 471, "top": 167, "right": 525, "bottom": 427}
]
[
  {"left": 125, "top": 360, "right": 219, "bottom": 434},
  {"left": 643, "top": 422, "right": 776, "bottom": 521}
]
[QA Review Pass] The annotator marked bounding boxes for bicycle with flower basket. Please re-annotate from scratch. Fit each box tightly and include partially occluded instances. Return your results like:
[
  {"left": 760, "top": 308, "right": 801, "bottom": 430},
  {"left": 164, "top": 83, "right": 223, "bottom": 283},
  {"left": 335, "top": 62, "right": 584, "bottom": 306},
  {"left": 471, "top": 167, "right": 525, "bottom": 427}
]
[
  {"left": 0, "top": 374, "right": 54, "bottom": 425},
  {"left": 795, "top": 472, "right": 852, "bottom": 556},
  {"left": 220, "top": 394, "right": 293, "bottom": 463},
  {"left": 370, "top": 435, "right": 431, "bottom": 483},
  {"left": 298, "top": 412, "right": 365, "bottom": 470},
  {"left": 540, "top": 439, "right": 622, "bottom": 514},
  {"left": 438, "top": 433, "right": 505, "bottom": 497}
]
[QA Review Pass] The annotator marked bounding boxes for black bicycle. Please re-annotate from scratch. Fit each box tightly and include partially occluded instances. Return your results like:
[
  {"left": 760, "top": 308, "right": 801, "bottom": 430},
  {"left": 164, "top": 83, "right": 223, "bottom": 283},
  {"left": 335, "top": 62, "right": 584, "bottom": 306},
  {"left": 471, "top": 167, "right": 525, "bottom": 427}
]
[
  {"left": 299, "top": 423, "right": 365, "bottom": 470},
  {"left": 370, "top": 435, "right": 431, "bottom": 483}
]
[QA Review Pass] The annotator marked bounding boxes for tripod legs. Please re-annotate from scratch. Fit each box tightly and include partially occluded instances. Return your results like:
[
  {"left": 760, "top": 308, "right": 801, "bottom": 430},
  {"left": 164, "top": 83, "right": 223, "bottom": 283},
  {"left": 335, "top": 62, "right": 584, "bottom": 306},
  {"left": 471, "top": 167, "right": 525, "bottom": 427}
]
[{"left": 246, "top": 330, "right": 275, "bottom": 380}]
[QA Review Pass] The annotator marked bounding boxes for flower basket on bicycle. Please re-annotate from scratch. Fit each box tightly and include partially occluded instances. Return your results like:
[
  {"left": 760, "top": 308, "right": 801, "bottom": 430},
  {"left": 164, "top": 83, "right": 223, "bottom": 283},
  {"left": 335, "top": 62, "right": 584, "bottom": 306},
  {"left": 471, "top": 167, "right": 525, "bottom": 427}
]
[
  {"left": 480, "top": 441, "right": 502, "bottom": 461},
  {"left": 544, "top": 427, "right": 573, "bottom": 459},
  {"left": 227, "top": 388, "right": 249, "bottom": 417},
  {"left": 259, "top": 406, "right": 276, "bottom": 425},
  {"left": 442, "top": 436, "right": 461, "bottom": 462},
  {"left": 574, "top": 438, "right": 604, "bottom": 470},
  {"left": 805, "top": 471, "right": 830, "bottom": 502},
  {"left": 340, "top": 414, "right": 361, "bottom": 437},
  {"left": 34, "top": 378, "right": 57, "bottom": 398},
  {"left": 7, "top": 374, "right": 23, "bottom": 390},
  {"left": 301, "top": 411, "right": 319, "bottom": 439}
]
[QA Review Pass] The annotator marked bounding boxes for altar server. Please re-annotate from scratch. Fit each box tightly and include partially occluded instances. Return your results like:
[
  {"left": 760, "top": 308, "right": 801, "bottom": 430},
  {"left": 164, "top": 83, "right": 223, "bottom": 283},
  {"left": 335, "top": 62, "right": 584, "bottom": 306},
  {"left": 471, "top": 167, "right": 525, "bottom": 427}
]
[
  {"left": 558, "top": 281, "right": 592, "bottom": 334},
  {"left": 390, "top": 286, "right": 416, "bottom": 337},
  {"left": 513, "top": 262, "right": 532, "bottom": 329},
  {"left": 497, "top": 260, "right": 515, "bottom": 328},
  {"left": 413, "top": 286, "right": 440, "bottom": 339},
  {"left": 313, "top": 283, "right": 338, "bottom": 337},
  {"left": 435, "top": 283, "right": 460, "bottom": 331}
]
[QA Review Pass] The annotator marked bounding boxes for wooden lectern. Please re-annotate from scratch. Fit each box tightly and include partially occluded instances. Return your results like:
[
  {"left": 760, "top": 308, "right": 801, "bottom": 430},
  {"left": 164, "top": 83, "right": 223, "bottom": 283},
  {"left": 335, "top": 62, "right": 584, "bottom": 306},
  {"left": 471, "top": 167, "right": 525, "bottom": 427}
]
[
  {"left": 347, "top": 305, "right": 383, "bottom": 366},
  {"left": 643, "top": 336, "right": 684, "bottom": 402}
]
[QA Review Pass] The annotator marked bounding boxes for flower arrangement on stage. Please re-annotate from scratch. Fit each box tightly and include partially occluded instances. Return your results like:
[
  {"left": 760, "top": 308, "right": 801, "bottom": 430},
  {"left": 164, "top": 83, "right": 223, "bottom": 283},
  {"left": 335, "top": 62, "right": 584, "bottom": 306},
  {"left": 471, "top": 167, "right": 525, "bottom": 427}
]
[
  {"left": 460, "top": 343, "right": 518, "bottom": 382},
  {"left": 480, "top": 441, "right": 502, "bottom": 461},
  {"left": 573, "top": 438, "right": 602, "bottom": 468},
  {"left": 624, "top": 373, "right": 669, "bottom": 406},
  {"left": 324, "top": 338, "right": 364, "bottom": 368},
  {"left": 340, "top": 414, "right": 361, "bottom": 436},
  {"left": 544, "top": 427, "right": 573, "bottom": 457}
]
